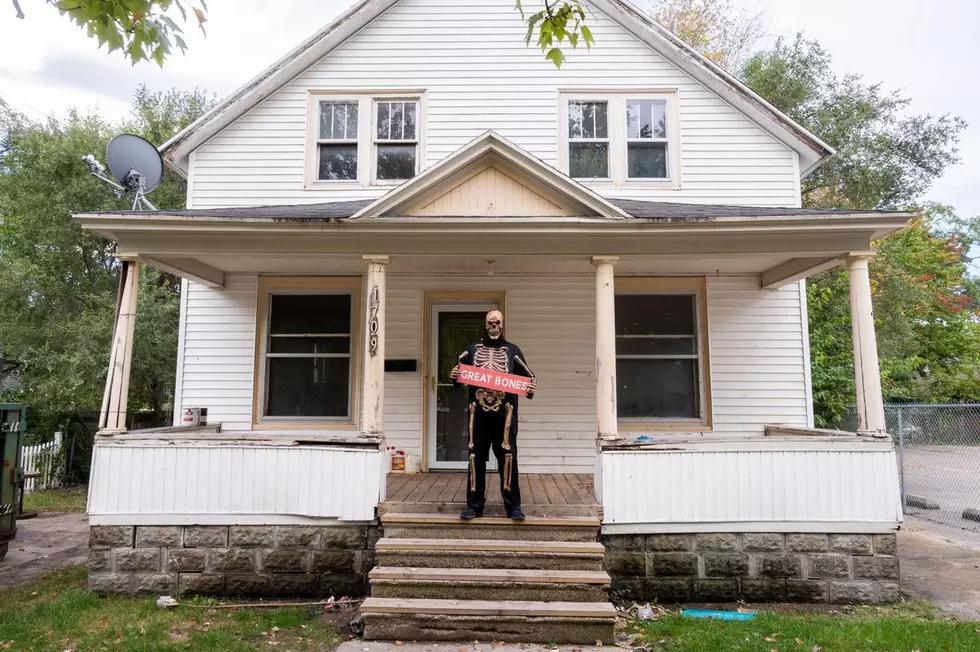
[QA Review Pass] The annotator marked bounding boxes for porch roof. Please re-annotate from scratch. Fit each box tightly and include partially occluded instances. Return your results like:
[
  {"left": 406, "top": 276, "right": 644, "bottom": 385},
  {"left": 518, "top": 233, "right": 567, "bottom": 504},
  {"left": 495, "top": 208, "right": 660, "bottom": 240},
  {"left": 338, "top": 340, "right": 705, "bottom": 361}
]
[{"left": 81, "top": 197, "right": 908, "bottom": 223}]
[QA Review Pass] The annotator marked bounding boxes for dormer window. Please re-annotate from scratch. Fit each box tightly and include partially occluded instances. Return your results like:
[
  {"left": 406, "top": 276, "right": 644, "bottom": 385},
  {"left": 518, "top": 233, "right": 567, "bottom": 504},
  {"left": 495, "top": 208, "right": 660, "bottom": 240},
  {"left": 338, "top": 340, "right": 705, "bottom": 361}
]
[
  {"left": 317, "top": 100, "right": 359, "bottom": 181},
  {"left": 307, "top": 92, "right": 424, "bottom": 187},
  {"left": 560, "top": 91, "right": 679, "bottom": 187}
]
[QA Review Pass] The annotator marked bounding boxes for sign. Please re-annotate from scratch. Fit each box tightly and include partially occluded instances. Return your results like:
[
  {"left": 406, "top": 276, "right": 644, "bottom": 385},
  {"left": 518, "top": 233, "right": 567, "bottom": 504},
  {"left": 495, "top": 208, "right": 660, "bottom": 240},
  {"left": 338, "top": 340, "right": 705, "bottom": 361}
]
[
  {"left": 368, "top": 285, "right": 380, "bottom": 357},
  {"left": 457, "top": 364, "right": 532, "bottom": 397}
]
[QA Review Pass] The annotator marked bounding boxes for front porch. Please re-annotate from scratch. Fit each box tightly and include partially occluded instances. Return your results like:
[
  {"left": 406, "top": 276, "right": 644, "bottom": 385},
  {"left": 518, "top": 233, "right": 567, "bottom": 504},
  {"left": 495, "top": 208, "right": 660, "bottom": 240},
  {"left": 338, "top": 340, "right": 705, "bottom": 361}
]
[{"left": 383, "top": 472, "right": 600, "bottom": 518}]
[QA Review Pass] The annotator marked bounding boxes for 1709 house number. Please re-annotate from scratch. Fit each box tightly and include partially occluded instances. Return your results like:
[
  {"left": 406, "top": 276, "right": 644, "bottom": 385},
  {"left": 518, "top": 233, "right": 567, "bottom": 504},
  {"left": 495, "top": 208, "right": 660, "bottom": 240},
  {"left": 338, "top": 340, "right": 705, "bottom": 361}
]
[{"left": 369, "top": 285, "right": 380, "bottom": 357}]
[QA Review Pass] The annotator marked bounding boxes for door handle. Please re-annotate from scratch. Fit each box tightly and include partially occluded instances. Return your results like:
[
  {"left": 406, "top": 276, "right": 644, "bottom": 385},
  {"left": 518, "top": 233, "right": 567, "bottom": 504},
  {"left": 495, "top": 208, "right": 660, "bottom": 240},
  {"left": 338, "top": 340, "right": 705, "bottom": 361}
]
[{"left": 431, "top": 375, "right": 436, "bottom": 391}]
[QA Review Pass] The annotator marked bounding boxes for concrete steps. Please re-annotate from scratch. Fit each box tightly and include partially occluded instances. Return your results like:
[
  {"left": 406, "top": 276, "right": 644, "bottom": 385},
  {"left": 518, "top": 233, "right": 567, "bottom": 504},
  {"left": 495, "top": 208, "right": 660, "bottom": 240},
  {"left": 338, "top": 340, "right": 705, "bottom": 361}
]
[
  {"left": 380, "top": 513, "right": 601, "bottom": 542},
  {"left": 361, "top": 598, "right": 617, "bottom": 644},
  {"left": 369, "top": 567, "right": 611, "bottom": 601},
  {"left": 361, "top": 512, "right": 615, "bottom": 644},
  {"left": 375, "top": 537, "right": 605, "bottom": 571}
]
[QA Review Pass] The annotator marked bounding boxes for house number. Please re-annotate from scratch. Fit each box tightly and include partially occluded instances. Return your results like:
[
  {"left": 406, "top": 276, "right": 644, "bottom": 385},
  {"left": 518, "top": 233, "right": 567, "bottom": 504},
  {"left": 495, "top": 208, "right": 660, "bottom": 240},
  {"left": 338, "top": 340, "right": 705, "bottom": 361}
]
[{"left": 369, "top": 285, "right": 380, "bottom": 357}]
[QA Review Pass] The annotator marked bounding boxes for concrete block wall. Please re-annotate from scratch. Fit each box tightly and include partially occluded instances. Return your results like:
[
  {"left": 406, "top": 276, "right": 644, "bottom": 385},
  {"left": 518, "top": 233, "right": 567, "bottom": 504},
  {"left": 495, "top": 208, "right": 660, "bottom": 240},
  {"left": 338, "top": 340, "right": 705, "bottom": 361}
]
[
  {"left": 88, "top": 524, "right": 379, "bottom": 597},
  {"left": 602, "top": 532, "right": 899, "bottom": 604}
]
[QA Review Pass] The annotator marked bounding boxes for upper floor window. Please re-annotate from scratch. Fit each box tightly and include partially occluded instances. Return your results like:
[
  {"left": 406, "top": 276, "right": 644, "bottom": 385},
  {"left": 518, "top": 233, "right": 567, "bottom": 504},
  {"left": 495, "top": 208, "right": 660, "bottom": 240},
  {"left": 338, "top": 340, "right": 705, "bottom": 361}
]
[
  {"left": 308, "top": 93, "right": 423, "bottom": 187},
  {"left": 560, "top": 92, "right": 678, "bottom": 186},
  {"left": 317, "top": 100, "right": 359, "bottom": 181}
]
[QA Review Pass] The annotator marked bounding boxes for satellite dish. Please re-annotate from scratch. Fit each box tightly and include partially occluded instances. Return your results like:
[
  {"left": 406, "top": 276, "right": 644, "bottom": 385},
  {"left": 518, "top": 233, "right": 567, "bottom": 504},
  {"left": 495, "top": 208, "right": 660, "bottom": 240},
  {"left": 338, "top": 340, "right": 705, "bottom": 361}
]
[
  {"left": 106, "top": 134, "right": 164, "bottom": 195},
  {"left": 84, "top": 134, "right": 163, "bottom": 210}
]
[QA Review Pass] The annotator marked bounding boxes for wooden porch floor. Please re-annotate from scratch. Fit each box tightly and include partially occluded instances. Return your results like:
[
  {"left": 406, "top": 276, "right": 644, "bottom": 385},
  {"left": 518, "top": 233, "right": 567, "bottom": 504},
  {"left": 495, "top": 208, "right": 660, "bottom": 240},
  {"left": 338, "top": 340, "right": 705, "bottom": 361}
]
[{"left": 383, "top": 472, "right": 599, "bottom": 518}]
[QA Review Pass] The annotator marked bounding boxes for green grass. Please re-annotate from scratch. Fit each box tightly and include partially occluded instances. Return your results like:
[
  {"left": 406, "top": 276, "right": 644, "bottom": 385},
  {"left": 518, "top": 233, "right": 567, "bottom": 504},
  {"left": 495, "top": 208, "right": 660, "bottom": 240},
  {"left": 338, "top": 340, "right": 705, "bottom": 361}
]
[
  {"left": 21, "top": 486, "right": 88, "bottom": 513},
  {"left": 0, "top": 566, "right": 343, "bottom": 652},
  {"left": 633, "top": 601, "right": 980, "bottom": 651}
]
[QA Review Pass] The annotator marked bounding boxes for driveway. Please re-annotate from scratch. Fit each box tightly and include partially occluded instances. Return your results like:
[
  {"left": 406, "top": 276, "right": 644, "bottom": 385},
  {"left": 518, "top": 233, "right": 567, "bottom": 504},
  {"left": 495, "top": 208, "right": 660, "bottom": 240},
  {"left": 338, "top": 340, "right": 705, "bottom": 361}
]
[
  {"left": 900, "top": 516, "right": 980, "bottom": 619},
  {"left": 0, "top": 513, "right": 88, "bottom": 590}
]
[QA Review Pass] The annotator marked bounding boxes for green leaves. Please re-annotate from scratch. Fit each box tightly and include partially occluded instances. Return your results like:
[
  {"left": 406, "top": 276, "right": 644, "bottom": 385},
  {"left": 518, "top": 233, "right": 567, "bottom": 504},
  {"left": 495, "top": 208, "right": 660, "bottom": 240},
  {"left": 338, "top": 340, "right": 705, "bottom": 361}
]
[
  {"left": 0, "top": 86, "right": 216, "bottom": 424},
  {"left": 516, "top": 1, "right": 595, "bottom": 67},
  {"left": 42, "top": 0, "right": 207, "bottom": 66}
]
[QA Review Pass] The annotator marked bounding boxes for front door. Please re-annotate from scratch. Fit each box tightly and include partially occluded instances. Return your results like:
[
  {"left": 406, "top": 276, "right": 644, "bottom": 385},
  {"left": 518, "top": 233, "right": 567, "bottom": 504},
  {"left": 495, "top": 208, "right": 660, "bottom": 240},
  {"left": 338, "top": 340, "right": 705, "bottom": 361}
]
[{"left": 428, "top": 303, "right": 498, "bottom": 470}]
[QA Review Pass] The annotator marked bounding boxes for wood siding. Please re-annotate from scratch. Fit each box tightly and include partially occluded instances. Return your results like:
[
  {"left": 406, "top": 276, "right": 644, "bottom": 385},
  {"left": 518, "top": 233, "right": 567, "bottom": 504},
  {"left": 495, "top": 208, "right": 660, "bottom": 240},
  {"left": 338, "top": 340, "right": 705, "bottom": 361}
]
[
  {"left": 87, "top": 441, "right": 383, "bottom": 522},
  {"left": 175, "top": 274, "right": 809, "bottom": 473},
  {"left": 190, "top": 0, "right": 799, "bottom": 208},
  {"left": 599, "top": 448, "right": 903, "bottom": 527},
  {"left": 405, "top": 165, "right": 577, "bottom": 217},
  {"left": 179, "top": 275, "right": 257, "bottom": 431}
]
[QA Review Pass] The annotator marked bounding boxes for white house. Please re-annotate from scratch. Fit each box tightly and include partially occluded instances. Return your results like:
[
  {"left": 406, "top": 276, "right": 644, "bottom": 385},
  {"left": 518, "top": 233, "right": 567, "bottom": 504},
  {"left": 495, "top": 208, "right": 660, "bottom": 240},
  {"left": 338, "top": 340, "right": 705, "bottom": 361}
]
[{"left": 77, "top": 0, "right": 907, "bottom": 635}]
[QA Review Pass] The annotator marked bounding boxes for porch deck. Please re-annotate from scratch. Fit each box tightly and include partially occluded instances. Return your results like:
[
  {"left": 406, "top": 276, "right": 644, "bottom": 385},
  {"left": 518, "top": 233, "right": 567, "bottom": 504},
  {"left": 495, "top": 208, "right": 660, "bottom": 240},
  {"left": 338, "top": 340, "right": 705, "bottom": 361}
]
[{"left": 383, "top": 472, "right": 600, "bottom": 518}]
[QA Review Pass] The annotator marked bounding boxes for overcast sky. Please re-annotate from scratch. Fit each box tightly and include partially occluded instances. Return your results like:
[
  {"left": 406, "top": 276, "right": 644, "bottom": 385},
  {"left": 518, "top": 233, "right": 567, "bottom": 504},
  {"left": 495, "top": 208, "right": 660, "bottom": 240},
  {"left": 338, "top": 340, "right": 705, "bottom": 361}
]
[{"left": 0, "top": 0, "right": 976, "bottom": 218}]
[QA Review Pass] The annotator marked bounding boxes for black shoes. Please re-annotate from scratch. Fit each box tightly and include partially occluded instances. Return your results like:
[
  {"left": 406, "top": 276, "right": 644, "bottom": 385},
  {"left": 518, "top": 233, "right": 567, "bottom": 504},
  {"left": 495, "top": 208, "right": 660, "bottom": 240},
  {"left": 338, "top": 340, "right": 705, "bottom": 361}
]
[{"left": 461, "top": 507, "right": 524, "bottom": 520}]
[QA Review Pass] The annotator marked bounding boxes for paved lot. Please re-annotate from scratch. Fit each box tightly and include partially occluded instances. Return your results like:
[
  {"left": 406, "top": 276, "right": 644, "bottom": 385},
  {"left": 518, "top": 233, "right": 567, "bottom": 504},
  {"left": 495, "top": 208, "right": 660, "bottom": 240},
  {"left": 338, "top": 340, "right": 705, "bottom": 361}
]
[
  {"left": 0, "top": 513, "right": 88, "bottom": 590},
  {"left": 899, "top": 516, "right": 980, "bottom": 619},
  {"left": 903, "top": 445, "right": 980, "bottom": 532}
]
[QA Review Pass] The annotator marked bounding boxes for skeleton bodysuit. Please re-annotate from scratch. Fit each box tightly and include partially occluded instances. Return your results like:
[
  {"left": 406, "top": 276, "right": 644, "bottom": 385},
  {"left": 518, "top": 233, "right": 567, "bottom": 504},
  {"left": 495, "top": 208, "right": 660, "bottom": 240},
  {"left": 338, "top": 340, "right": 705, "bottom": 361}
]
[{"left": 454, "top": 335, "right": 534, "bottom": 515}]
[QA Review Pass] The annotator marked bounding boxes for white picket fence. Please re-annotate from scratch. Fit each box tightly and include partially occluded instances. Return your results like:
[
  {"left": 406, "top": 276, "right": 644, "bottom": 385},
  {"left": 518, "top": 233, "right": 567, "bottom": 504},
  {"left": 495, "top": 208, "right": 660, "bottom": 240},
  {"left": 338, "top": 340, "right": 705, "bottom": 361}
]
[{"left": 22, "top": 432, "right": 63, "bottom": 493}]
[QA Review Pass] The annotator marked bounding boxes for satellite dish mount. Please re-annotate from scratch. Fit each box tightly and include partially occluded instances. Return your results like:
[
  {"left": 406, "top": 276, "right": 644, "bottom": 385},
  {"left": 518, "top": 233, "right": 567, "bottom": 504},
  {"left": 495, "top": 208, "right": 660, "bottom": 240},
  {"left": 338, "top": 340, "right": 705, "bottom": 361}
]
[{"left": 84, "top": 134, "right": 164, "bottom": 211}]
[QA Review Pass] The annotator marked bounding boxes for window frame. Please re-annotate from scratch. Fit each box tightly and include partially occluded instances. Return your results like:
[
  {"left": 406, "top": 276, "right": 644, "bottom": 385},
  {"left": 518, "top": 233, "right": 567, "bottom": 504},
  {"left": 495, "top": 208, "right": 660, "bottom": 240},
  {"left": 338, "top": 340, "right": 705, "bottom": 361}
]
[
  {"left": 305, "top": 91, "right": 427, "bottom": 189},
  {"left": 566, "top": 99, "right": 612, "bottom": 181},
  {"left": 371, "top": 97, "right": 422, "bottom": 185},
  {"left": 252, "top": 276, "right": 363, "bottom": 429},
  {"left": 558, "top": 90, "right": 681, "bottom": 189},
  {"left": 614, "top": 277, "right": 711, "bottom": 430},
  {"left": 312, "top": 98, "right": 361, "bottom": 183}
]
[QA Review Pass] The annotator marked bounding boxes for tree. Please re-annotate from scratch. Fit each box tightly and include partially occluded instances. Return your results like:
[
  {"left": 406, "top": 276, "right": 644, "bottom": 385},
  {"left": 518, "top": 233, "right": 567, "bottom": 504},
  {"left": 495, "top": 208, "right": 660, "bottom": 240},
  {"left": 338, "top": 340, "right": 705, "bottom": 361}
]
[
  {"left": 0, "top": 86, "right": 214, "bottom": 444},
  {"left": 740, "top": 36, "right": 977, "bottom": 425},
  {"left": 12, "top": 0, "right": 208, "bottom": 66},
  {"left": 743, "top": 36, "right": 966, "bottom": 211},
  {"left": 651, "top": 0, "right": 765, "bottom": 71}
]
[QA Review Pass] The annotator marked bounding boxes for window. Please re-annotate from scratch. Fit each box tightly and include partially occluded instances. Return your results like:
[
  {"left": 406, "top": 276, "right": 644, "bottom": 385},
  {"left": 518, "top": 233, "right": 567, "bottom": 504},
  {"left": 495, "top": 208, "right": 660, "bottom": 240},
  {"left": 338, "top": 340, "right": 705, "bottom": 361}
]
[
  {"left": 375, "top": 99, "right": 419, "bottom": 181},
  {"left": 626, "top": 99, "right": 668, "bottom": 179},
  {"left": 316, "top": 100, "right": 359, "bottom": 181},
  {"left": 307, "top": 93, "right": 424, "bottom": 187},
  {"left": 561, "top": 92, "right": 678, "bottom": 185},
  {"left": 567, "top": 100, "right": 609, "bottom": 179},
  {"left": 615, "top": 281, "right": 707, "bottom": 423},
  {"left": 255, "top": 277, "right": 362, "bottom": 425}
]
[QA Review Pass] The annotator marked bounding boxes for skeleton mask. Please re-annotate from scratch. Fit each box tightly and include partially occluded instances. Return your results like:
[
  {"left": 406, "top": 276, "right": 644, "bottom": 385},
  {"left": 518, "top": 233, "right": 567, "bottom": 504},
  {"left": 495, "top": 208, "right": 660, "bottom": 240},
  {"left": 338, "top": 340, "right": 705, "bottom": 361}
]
[{"left": 485, "top": 310, "right": 503, "bottom": 340}]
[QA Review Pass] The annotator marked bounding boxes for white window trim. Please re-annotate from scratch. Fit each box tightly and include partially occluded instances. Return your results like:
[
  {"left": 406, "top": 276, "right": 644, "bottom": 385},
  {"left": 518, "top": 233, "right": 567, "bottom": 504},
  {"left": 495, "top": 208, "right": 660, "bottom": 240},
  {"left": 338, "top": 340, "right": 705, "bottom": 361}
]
[
  {"left": 305, "top": 91, "right": 427, "bottom": 189},
  {"left": 253, "top": 276, "right": 363, "bottom": 429},
  {"left": 558, "top": 90, "right": 682, "bottom": 189},
  {"left": 372, "top": 97, "right": 422, "bottom": 186},
  {"left": 614, "top": 277, "right": 711, "bottom": 430}
]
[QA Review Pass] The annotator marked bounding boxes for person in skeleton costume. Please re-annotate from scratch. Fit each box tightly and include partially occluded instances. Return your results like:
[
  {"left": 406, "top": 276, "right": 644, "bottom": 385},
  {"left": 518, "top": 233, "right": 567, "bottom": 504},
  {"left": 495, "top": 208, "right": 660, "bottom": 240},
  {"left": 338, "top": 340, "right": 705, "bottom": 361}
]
[{"left": 450, "top": 310, "right": 536, "bottom": 520}]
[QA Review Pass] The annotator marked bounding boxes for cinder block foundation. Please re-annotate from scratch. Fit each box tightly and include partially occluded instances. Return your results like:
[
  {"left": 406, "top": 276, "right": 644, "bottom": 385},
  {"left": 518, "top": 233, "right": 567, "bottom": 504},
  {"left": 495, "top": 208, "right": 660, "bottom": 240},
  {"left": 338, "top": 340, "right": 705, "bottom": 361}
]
[
  {"left": 88, "top": 524, "right": 378, "bottom": 597},
  {"left": 602, "top": 531, "right": 899, "bottom": 604}
]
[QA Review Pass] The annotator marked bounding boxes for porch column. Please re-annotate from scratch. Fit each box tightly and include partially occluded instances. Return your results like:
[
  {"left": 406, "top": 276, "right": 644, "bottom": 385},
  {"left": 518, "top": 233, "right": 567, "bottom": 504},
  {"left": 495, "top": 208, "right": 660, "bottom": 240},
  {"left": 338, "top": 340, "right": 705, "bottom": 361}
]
[
  {"left": 593, "top": 256, "right": 620, "bottom": 441},
  {"left": 99, "top": 259, "right": 141, "bottom": 433},
  {"left": 845, "top": 253, "right": 887, "bottom": 435},
  {"left": 361, "top": 255, "right": 389, "bottom": 436}
]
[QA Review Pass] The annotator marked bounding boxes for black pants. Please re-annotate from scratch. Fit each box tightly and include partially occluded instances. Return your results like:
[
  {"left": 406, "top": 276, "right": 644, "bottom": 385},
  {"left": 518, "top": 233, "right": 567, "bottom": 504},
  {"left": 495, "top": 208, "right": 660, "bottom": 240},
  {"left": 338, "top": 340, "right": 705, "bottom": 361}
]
[{"left": 467, "top": 403, "right": 522, "bottom": 513}]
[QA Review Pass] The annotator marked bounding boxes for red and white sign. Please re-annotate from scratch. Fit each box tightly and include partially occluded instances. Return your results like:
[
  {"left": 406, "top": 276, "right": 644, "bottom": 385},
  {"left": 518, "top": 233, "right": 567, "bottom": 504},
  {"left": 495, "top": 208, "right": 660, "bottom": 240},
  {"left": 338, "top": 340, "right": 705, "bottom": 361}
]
[{"left": 457, "top": 364, "right": 532, "bottom": 397}]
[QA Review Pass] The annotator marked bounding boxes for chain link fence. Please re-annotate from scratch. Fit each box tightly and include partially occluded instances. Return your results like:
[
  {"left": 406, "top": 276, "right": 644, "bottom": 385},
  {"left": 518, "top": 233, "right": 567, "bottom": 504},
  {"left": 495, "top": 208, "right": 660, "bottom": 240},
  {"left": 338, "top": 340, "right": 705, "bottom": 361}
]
[{"left": 840, "top": 403, "right": 980, "bottom": 532}]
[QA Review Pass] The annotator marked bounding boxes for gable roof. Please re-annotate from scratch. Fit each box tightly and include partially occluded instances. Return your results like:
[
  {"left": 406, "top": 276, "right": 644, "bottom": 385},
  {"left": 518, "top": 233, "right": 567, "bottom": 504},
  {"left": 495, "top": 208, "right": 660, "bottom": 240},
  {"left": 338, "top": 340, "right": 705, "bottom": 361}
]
[
  {"left": 350, "top": 131, "right": 631, "bottom": 219},
  {"left": 160, "top": 0, "right": 834, "bottom": 178}
]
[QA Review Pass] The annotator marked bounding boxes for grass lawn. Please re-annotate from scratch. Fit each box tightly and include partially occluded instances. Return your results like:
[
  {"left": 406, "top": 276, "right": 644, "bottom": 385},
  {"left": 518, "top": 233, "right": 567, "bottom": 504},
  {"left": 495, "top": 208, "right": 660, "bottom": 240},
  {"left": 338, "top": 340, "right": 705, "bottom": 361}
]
[
  {"left": 0, "top": 565, "right": 344, "bottom": 652},
  {"left": 22, "top": 486, "right": 88, "bottom": 514},
  {"left": 633, "top": 601, "right": 980, "bottom": 651}
]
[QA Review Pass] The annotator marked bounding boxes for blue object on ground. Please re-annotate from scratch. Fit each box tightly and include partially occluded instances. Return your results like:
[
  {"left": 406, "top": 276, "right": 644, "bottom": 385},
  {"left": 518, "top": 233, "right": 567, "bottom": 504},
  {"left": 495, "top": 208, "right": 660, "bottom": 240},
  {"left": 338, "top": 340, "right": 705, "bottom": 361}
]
[
  {"left": 680, "top": 609, "right": 757, "bottom": 621},
  {"left": 636, "top": 435, "right": 652, "bottom": 441}
]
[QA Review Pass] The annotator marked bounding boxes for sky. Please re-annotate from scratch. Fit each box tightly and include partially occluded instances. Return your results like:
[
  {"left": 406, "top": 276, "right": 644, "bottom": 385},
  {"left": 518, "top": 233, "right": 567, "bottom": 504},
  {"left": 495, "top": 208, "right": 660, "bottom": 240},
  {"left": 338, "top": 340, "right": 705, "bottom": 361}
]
[{"left": 0, "top": 0, "right": 977, "bottom": 219}]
